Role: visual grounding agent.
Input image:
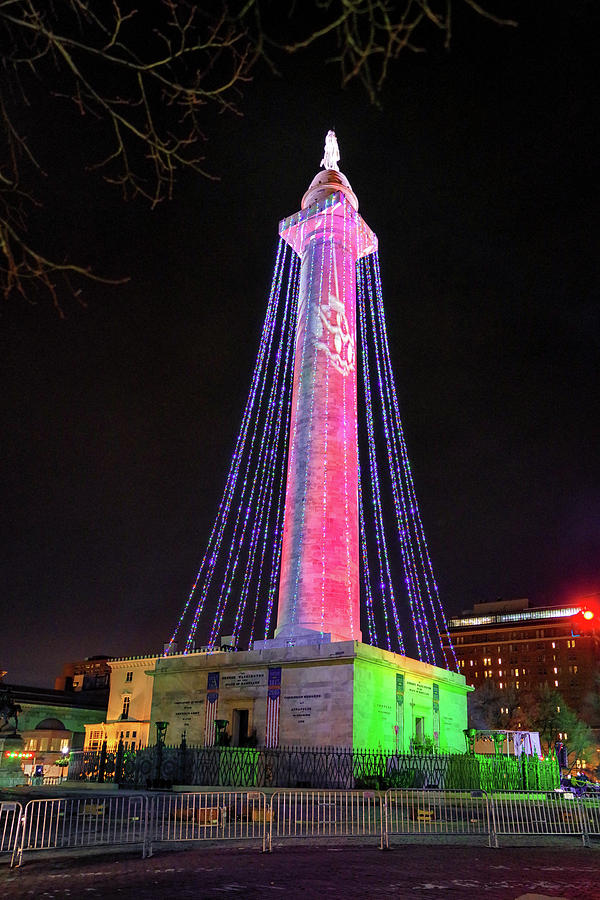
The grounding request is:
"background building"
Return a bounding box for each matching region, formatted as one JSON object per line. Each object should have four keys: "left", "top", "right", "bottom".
{"left": 442, "top": 597, "right": 600, "bottom": 741}
{"left": 3, "top": 681, "right": 108, "bottom": 779}
{"left": 54, "top": 655, "right": 111, "bottom": 705}
{"left": 84, "top": 655, "right": 158, "bottom": 752}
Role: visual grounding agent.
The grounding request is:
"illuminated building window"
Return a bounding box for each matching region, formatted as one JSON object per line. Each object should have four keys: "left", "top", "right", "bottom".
{"left": 515, "top": 668, "right": 519, "bottom": 676}
{"left": 125, "top": 671, "right": 133, "bottom": 683}
{"left": 553, "top": 667, "right": 558, "bottom": 674}
{"left": 498, "top": 658, "right": 502, "bottom": 665}
{"left": 499, "top": 682, "right": 503, "bottom": 689}
{"left": 470, "top": 660, "right": 474, "bottom": 666}
{"left": 516, "top": 681, "right": 520, "bottom": 689}
{"left": 554, "top": 680, "right": 559, "bottom": 687}
{"left": 121, "top": 696, "right": 130, "bottom": 719}
{"left": 552, "top": 642, "right": 556, "bottom": 649}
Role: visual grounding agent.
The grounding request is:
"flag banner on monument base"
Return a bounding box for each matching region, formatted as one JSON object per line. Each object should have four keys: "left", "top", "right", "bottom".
{"left": 265, "top": 667, "right": 282, "bottom": 748}
{"left": 204, "top": 672, "right": 220, "bottom": 747}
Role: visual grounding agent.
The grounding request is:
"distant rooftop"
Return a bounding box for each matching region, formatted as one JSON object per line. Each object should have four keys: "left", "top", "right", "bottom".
{"left": 4, "top": 683, "right": 108, "bottom": 710}
{"left": 447, "top": 600, "right": 582, "bottom": 630}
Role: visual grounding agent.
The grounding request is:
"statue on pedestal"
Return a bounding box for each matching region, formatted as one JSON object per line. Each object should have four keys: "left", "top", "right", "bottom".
{"left": 0, "top": 687, "right": 21, "bottom": 734}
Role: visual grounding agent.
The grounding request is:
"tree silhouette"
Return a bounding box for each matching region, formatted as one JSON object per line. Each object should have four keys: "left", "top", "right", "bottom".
{"left": 0, "top": 1, "right": 514, "bottom": 311}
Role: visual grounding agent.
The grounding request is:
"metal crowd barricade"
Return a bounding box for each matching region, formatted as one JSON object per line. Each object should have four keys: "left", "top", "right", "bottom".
{"left": 383, "top": 789, "right": 492, "bottom": 848}
{"left": 268, "top": 789, "right": 382, "bottom": 851}
{"left": 0, "top": 801, "right": 23, "bottom": 858}
{"left": 148, "top": 791, "right": 269, "bottom": 854}
{"left": 580, "top": 797, "right": 600, "bottom": 843}
{"left": 12, "top": 795, "right": 149, "bottom": 867}
{"left": 489, "top": 790, "right": 587, "bottom": 847}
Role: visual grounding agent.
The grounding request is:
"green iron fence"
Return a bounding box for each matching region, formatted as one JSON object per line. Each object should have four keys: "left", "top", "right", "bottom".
{"left": 68, "top": 743, "right": 559, "bottom": 792}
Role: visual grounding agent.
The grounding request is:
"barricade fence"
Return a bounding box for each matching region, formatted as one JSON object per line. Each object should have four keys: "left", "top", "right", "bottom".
{"left": 269, "top": 790, "right": 382, "bottom": 851}
{"left": 7, "top": 789, "right": 600, "bottom": 865}
{"left": 489, "top": 789, "right": 591, "bottom": 847}
{"left": 150, "top": 790, "right": 269, "bottom": 852}
{"left": 384, "top": 789, "right": 492, "bottom": 847}
{"left": 0, "top": 801, "right": 23, "bottom": 856}
{"left": 12, "top": 794, "right": 149, "bottom": 867}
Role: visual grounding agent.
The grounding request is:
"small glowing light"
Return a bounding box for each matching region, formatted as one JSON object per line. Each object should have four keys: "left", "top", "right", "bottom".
{"left": 582, "top": 609, "right": 594, "bottom": 621}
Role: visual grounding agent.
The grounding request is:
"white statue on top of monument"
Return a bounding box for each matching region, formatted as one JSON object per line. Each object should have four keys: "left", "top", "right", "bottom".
{"left": 320, "top": 130, "right": 340, "bottom": 172}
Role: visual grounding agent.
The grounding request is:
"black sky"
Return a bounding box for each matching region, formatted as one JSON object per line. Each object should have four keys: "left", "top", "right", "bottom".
{"left": 2, "top": 4, "right": 599, "bottom": 686}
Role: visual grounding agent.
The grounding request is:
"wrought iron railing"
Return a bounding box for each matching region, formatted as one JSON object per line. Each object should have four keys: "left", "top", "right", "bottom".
{"left": 68, "top": 743, "right": 559, "bottom": 792}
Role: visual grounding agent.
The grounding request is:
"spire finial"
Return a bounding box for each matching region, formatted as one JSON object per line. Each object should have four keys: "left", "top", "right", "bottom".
{"left": 320, "top": 130, "right": 340, "bottom": 172}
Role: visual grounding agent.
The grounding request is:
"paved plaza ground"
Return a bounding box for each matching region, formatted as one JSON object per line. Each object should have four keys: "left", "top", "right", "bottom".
{"left": 1, "top": 843, "right": 599, "bottom": 899}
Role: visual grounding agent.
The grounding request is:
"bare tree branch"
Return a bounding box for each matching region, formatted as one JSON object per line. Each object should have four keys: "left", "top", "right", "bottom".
{"left": 0, "top": 0, "right": 516, "bottom": 312}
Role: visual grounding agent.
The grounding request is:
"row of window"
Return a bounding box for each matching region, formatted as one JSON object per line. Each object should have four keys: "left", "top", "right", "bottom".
{"left": 459, "top": 660, "right": 578, "bottom": 676}
{"left": 450, "top": 613, "right": 581, "bottom": 637}
{"left": 87, "top": 728, "right": 138, "bottom": 751}
{"left": 456, "top": 638, "right": 578, "bottom": 654}
{"left": 26, "top": 738, "right": 69, "bottom": 752}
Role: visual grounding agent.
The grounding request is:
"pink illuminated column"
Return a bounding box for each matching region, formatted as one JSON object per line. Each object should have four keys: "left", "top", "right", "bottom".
{"left": 275, "top": 167, "right": 377, "bottom": 644}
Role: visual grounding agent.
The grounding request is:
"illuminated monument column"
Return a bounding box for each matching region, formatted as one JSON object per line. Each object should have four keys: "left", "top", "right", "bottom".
{"left": 274, "top": 134, "right": 377, "bottom": 645}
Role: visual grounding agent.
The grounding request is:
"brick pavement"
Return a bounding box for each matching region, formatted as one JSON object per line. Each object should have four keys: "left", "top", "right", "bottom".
{"left": 1, "top": 843, "right": 600, "bottom": 899}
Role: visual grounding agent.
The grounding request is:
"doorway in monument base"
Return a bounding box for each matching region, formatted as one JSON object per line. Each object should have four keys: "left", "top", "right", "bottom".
{"left": 415, "top": 716, "right": 425, "bottom": 745}
{"left": 232, "top": 708, "right": 250, "bottom": 747}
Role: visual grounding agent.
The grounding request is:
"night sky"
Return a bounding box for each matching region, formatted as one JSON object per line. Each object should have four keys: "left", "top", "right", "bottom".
{"left": 2, "top": 4, "right": 599, "bottom": 687}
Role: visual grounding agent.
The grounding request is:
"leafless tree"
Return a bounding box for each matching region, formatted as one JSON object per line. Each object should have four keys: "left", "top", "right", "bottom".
{"left": 0, "top": 1, "right": 515, "bottom": 312}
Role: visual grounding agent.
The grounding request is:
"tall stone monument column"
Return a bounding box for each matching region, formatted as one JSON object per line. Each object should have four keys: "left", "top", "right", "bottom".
{"left": 274, "top": 133, "right": 377, "bottom": 645}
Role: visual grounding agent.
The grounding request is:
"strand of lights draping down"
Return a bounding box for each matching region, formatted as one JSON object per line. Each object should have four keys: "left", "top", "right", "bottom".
{"left": 230, "top": 252, "right": 298, "bottom": 647}
{"left": 369, "top": 251, "right": 448, "bottom": 666}
{"left": 288, "top": 204, "right": 332, "bottom": 630}
{"left": 166, "top": 237, "right": 287, "bottom": 655}
{"left": 200, "top": 245, "right": 293, "bottom": 650}
{"left": 371, "top": 252, "right": 458, "bottom": 670}
{"left": 261, "top": 302, "right": 296, "bottom": 642}
{"left": 231, "top": 252, "right": 299, "bottom": 648}
{"left": 185, "top": 241, "right": 290, "bottom": 652}
{"left": 363, "top": 255, "right": 433, "bottom": 662}
{"left": 342, "top": 202, "right": 355, "bottom": 638}
{"left": 207, "top": 246, "right": 298, "bottom": 650}
{"left": 372, "top": 254, "right": 457, "bottom": 670}
{"left": 247, "top": 259, "right": 299, "bottom": 646}
{"left": 356, "top": 257, "right": 403, "bottom": 652}
{"left": 356, "top": 257, "right": 395, "bottom": 650}
{"left": 362, "top": 253, "right": 431, "bottom": 660}
{"left": 178, "top": 238, "right": 287, "bottom": 652}
{"left": 252, "top": 268, "right": 299, "bottom": 645}
{"left": 320, "top": 218, "right": 333, "bottom": 639}
{"left": 358, "top": 458, "right": 378, "bottom": 644}
{"left": 261, "top": 266, "right": 300, "bottom": 642}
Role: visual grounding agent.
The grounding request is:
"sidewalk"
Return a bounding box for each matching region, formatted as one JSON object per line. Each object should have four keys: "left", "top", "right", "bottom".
{"left": 2, "top": 843, "right": 599, "bottom": 899}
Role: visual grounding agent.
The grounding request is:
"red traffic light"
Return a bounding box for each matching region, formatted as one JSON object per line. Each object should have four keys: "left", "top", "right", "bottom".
{"left": 571, "top": 605, "right": 598, "bottom": 635}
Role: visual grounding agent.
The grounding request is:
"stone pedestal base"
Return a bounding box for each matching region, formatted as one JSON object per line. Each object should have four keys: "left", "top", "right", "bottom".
{"left": 0, "top": 733, "right": 27, "bottom": 787}
{"left": 150, "top": 642, "right": 470, "bottom": 753}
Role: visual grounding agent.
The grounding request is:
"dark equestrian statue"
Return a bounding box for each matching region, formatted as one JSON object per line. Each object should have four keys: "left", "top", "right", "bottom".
{"left": 0, "top": 688, "right": 22, "bottom": 734}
